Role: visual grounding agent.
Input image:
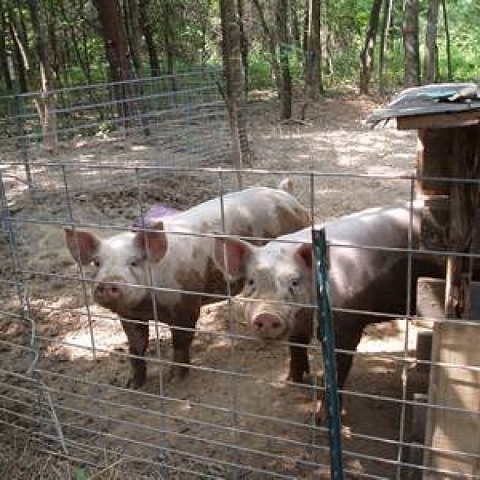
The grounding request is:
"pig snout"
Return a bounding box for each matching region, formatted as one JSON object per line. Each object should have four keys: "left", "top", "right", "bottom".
{"left": 93, "top": 278, "right": 125, "bottom": 304}
{"left": 251, "top": 312, "right": 287, "bottom": 339}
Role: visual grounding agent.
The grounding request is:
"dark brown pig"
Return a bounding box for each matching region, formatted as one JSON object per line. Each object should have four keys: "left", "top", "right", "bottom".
{"left": 65, "top": 181, "right": 309, "bottom": 388}
{"left": 213, "top": 203, "right": 443, "bottom": 415}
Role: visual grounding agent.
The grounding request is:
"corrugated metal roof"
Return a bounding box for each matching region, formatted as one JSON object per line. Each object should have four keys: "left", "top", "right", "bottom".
{"left": 366, "top": 83, "right": 480, "bottom": 126}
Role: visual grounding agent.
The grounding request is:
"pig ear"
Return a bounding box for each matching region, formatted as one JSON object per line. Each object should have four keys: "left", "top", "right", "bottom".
{"left": 134, "top": 223, "right": 168, "bottom": 263}
{"left": 295, "top": 243, "right": 313, "bottom": 270}
{"left": 213, "top": 236, "right": 253, "bottom": 280}
{"left": 65, "top": 229, "right": 101, "bottom": 265}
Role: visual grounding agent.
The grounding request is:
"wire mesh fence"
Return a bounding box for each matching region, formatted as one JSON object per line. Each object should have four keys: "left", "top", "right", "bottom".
{"left": 0, "top": 69, "right": 229, "bottom": 176}
{"left": 1, "top": 76, "right": 479, "bottom": 479}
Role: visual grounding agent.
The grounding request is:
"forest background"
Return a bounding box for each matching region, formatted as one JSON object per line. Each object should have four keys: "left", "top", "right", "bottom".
{"left": 1, "top": 0, "right": 478, "bottom": 114}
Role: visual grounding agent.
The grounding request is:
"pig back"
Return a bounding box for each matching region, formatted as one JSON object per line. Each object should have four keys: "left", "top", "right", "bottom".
{"left": 266, "top": 204, "right": 424, "bottom": 310}
{"left": 324, "top": 204, "right": 440, "bottom": 315}
{"left": 166, "top": 186, "right": 309, "bottom": 240}
{"left": 148, "top": 187, "right": 309, "bottom": 305}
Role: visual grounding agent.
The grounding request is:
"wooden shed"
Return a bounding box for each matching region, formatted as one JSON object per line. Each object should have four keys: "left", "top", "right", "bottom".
{"left": 367, "top": 83, "right": 480, "bottom": 479}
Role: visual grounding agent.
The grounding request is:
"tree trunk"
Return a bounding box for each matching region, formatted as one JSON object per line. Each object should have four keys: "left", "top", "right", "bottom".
{"left": 304, "top": 0, "right": 323, "bottom": 101}
{"left": 303, "top": 0, "right": 309, "bottom": 58}
{"left": 423, "top": 0, "right": 440, "bottom": 84}
{"left": 220, "top": 0, "right": 250, "bottom": 181}
{"left": 8, "top": 5, "right": 29, "bottom": 93}
{"left": 47, "top": 2, "right": 63, "bottom": 89}
{"left": 276, "top": 0, "right": 292, "bottom": 119}
{"left": 237, "top": 0, "right": 249, "bottom": 96}
{"left": 93, "top": 0, "right": 135, "bottom": 125}
{"left": 139, "top": 0, "right": 160, "bottom": 77}
{"left": 442, "top": 0, "right": 452, "bottom": 81}
{"left": 359, "top": 0, "right": 383, "bottom": 94}
{"left": 0, "top": 5, "right": 13, "bottom": 91}
{"left": 290, "top": 0, "right": 302, "bottom": 64}
{"left": 125, "top": 0, "right": 150, "bottom": 134}
{"left": 290, "top": 1, "right": 301, "bottom": 48}
{"left": 126, "top": 0, "right": 144, "bottom": 78}
{"left": 27, "top": 0, "right": 57, "bottom": 153}
{"left": 402, "top": 0, "right": 420, "bottom": 87}
{"left": 378, "top": 0, "right": 393, "bottom": 94}
{"left": 162, "top": 0, "right": 176, "bottom": 78}
{"left": 323, "top": 1, "right": 334, "bottom": 78}
{"left": 199, "top": 0, "right": 211, "bottom": 65}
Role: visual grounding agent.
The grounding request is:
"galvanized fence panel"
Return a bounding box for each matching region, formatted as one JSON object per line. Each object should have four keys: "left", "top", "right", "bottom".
{"left": 1, "top": 77, "right": 479, "bottom": 479}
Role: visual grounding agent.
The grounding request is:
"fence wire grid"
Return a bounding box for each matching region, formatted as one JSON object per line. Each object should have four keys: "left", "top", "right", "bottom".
{"left": 1, "top": 72, "right": 479, "bottom": 480}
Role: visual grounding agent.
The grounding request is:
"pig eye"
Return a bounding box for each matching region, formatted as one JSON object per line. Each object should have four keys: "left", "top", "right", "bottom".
{"left": 92, "top": 258, "right": 100, "bottom": 268}
{"left": 129, "top": 258, "right": 141, "bottom": 268}
{"left": 246, "top": 278, "right": 256, "bottom": 288}
{"left": 289, "top": 277, "right": 302, "bottom": 292}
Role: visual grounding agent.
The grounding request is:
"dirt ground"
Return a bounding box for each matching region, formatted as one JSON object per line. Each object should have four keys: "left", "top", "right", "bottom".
{"left": 0, "top": 93, "right": 430, "bottom": 479}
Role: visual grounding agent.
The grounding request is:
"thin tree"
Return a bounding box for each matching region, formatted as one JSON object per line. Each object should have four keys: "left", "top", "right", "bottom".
{"left": 442, "top": 0, "right": 452, "bottom": 81}
{"left": 290, "top": 0, "right": 302, "bottom": 55}
{"left": 237, "top": 0, "right": 249, "bottom": 96}
{"left": 423, "top": 0, "right": 440, "bottom": 84}
{"left": 139, "top": 0, "right": 160, "bottom": 77}
{"left": 304, "top": 0, "right": 323, "bottom": 102}
{"left": 162, "top": 0, "right": 176, "bottom": 78}
{"left": 0, "top": 3, "right": 13, "bottom": 92}
{"left": 402, "top": 0, "right": 420, "bottom": 87}
{"left": 359, "top": 0, "right": 383, "bottom": 94}
{"left": 7, "top": 4, "right": 30, "bottom": 93}
{"left": 27, "top": 0, "right": 57, "bottom": 153}
{"left": 378, "top": 0, "right": 393, "bottom": 94}
{"left": 220, "top": 0, "right": 250, "bottom": 179}
{"left": 125, "top": 0, "right": 144, "bottom": 79}
{"left": 93, "top": 0, "right": 136, "bottom": 125}
{"left": 276, "top": 0, "right": 292, "bottom": 119}
{"left": 322, "top": 1, "right": 334, "bottom": 76}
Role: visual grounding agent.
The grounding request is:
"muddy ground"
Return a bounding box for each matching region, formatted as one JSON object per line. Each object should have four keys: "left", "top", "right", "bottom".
{"left": 0, "top": 93, "right": 430, "bottom": 479}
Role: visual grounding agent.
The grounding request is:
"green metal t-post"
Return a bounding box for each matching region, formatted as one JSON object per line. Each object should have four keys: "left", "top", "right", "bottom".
{"left": 312, "top": 227, "right": 344, "bottom": 480}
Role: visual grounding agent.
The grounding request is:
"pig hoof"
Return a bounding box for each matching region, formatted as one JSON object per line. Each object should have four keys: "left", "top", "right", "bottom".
{"left": 302, "top": 373, "right": 318, "bottom": 385}
{"left": 126, "top": 376, "right": 146, "bottom": 389}
{"left": 166, "top": 365, "right": 190, "bottom": 383}
{"left": 315, "top": 403, "right": 348, "bottom": 425}
{"left": 286, "top": 372, "right": 308, "bottom": 384}
{"left": 315, "top": 404, "right": 327, "bottom": 425}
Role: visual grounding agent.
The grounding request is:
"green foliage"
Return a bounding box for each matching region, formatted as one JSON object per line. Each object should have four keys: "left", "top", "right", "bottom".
{"left": 1, "top": 0, "right": 479, "bottom": 97}
{"left": 436, "top": 0, "right": 480, "bottom": 81}
{"left": 248, "top": 52, "right": 276, "bottom": 90}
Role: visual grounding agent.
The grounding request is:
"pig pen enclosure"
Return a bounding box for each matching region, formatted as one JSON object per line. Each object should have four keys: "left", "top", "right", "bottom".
{"left": 1, "top": 71, "right": 479, "bottom": 479}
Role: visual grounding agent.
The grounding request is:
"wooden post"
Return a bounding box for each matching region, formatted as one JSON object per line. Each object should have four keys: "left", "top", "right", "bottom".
{"left": 419, "top": 125, "right": 480, "bottom": 478}
{"left": 368, "top": 89, "right": 480, "bottom": 477}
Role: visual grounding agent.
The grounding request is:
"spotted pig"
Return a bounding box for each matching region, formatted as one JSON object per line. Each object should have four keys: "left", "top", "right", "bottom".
{"left": 65, "top": 181, "right": 309, "bottom": 388}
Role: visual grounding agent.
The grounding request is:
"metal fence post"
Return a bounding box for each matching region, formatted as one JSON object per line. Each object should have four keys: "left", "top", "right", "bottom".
{"left": 312, "top": 227, "right": 344, "bottom": 480}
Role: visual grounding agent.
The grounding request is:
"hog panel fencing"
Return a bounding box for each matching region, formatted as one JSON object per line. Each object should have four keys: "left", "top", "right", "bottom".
{"left": 0, "top": 70, "right": 230, "bottom": 179}
{"left": 2, "top": 160, "right": 479, "bottom": 479}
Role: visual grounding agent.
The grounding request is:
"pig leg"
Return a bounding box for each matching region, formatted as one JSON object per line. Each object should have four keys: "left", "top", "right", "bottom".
{"left": 288, "top": 336, "right": 310, "bottom": 383}
{"left": 316, "top": 315, "right": 365, "bottom": 424}
{"left": 167, "top": 297, "right": 200, "bottom": 380}
{"left": 335, "top": 323, "right": 365, "bottom": 394}
{"left": 287, "top": 309, "right": 314, "bottom": 383}
{"left": 120, "top": 318, "right": 149, "bottom": 389}
{"left": 170, "top": 326, "right": 195, "bottom": 379}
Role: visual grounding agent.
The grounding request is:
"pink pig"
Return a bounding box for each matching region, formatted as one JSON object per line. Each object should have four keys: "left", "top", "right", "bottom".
{"left": 213, "top": 204, "right": 443, "bottom": 418}
{"left": 65, "top": 180, "right": 309, "bottom": 388}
